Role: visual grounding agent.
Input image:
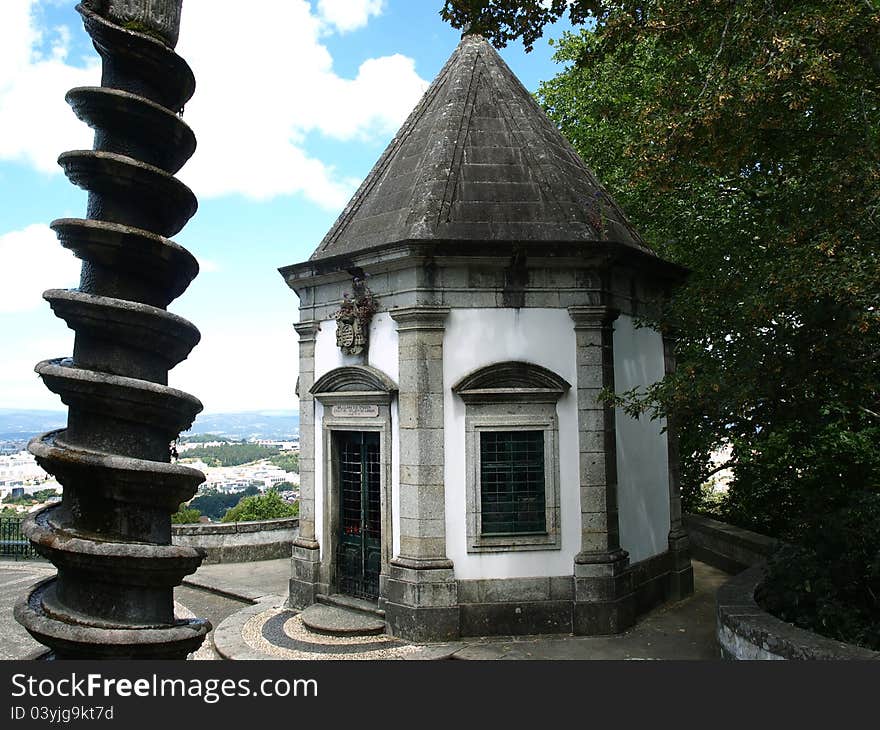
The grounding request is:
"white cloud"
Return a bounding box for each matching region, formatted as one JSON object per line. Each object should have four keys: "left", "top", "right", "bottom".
{"left": 0, "top": 1, "right": 99, "bottom": 173}
{"left": 317, "top": 0, "right": 385, "bottom": 33}
{"left": 196, "top": 256, "right": 220, "bottom": 274}
{"left": 176, "top": 0, "right": 427, "bottom": 208}
{"left": 0, "top": 333, "right": 75, "bottom": 410}
{"left": 0, "top": 1, "right": 427, "bottom": 209}
{"left": 170, "top": 318, "right": 298, "bottom": 412}
{"left": 0, "top": 224, "right": 80, "bottom": 313}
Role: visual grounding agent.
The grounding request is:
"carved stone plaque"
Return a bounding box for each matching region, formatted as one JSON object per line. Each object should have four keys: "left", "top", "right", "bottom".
{"left": 331, "top": 404, "right": 379, "bottom": 418}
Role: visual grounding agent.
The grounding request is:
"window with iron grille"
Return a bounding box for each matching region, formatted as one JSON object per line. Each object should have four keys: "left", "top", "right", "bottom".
{"left": 453, "top": 361, "right": 570, "bottom": 553}
{"left": 480, "top": 430, "right": 546, "bottom": 535}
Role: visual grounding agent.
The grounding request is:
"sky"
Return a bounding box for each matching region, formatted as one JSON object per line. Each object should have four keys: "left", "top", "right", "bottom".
{"left": 0, "top": 0, "right": 574, "bottom": 414}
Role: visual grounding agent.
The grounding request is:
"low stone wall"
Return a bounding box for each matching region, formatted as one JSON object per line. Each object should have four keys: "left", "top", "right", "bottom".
{"left": 172, "top": 518, "right": 298, "bottom": 564}
{"left": 683, "top": 513, "right": 777, "bottom": 573}
{"left": 685, "top": 513, "right": 879, "bottom": 659}
{"left": 716, "top": 564, "right": 880, "bottom": 660}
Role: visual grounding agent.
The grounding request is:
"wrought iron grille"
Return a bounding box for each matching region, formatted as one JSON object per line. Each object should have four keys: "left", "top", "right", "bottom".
{"left": 480, "top": 430, "right": 546, "bottom": 534}
{"left": 335, "top": 432, "right": 381, "bottom": 600}
{"left": 0, "top": 515, "right": 38, "bottom": 559}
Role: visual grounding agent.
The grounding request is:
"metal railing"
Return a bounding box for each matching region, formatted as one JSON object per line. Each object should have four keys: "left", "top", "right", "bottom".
{"left": 0, "top": 516, "right": 38, "bottom": 559}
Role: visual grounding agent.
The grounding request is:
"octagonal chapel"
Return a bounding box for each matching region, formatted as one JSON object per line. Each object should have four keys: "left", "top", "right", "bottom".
{"left": 279, "top": 33, "right": 693, "bottom": 641}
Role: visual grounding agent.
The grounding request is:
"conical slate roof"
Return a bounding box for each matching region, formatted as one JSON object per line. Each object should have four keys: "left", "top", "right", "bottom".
{"left": 310, "top": 33, "right": 656, "bottom": 262}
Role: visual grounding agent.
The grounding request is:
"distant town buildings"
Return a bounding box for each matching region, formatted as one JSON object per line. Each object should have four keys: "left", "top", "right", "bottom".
{"left": 1, "top": 440, "right": 300, "bottom": 513}
{"left": 0, "top": 451, "right": 61, "bottom": 503}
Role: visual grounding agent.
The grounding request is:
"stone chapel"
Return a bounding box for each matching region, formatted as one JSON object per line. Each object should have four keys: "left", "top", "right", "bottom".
{"left": 279, "top": 32, "right": 693, "bottom": 641}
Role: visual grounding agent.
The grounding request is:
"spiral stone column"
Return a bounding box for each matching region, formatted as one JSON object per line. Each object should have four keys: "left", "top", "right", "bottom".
{"left": 14, "top": 0, "right": 210, "bottom": 659}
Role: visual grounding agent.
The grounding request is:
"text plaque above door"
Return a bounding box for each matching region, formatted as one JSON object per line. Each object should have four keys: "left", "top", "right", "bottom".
{"left": 331, "top": 404, "right": 379, "bottom": 418}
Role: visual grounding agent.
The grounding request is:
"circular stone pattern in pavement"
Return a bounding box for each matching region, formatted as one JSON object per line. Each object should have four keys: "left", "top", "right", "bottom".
{"left": 241, "top": 608, "right": 434, "bottom": 660}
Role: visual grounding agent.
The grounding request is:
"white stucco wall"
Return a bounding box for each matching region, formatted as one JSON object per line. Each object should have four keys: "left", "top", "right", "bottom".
{"left": 312, "top": 313, "right": 400, "bottom": 555}
{"left": 443, "top": 309, "right": 580, "bottom": 580}
{"left": 612, "top": 314, "right": 671, "bottom": 564}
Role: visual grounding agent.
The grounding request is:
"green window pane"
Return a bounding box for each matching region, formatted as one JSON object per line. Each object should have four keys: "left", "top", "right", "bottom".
{"left": 480, "top": 431, "right": 546, "bottom": 534}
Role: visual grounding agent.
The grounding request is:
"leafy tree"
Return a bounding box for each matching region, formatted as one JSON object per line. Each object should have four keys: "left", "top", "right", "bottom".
{"left": 442, "top": 1, "right": 880, "bottom": 648}
{"left": 220, "top": 490, "right": 299, "bottom": 523}
{"left": 269, "top": 452, "right": 299, "bottom": 473}
{"left": 441, "top": 0, "right": 593, "bottom": 51}
{"left": 179, "top": 443, "right": 280, "bottom": 467}
{"left": 179, "top": 433, "right": 231, "bottom": 444}
{"left": 2, "top": 488, "right": 59, "bottom": 506}
{"left": 190, "top": 486, "right": 260, "bottom": 520}
{"left": 171, "top": 504, "right": 202, "bottom": 524}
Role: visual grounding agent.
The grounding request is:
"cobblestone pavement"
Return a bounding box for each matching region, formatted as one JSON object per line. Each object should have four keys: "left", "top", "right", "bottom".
{"left": 174, "top": 585, "right": 250, "bottom": 660}
{"left": 2, "top": 558, "right": 728, "bottom": 661}
{"left": 217, "top": 560, "right": 728, "bottom": 661}
{"left": 0, "top": 560, "right": 54, "bottom": 660}
{"left": 450, "top": 561, "right": 727, "bottom": 660}
{"left": 0, "top": 560, "right": 253, "bottom": 661}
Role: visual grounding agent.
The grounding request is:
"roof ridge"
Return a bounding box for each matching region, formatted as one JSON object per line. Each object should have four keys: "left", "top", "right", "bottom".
{"left": 432, "top": 39, "right": 483, "bottom": 230}
{"left": 306, "top": 33, "right": 656, "bottom": 262}
{"left": 312, "top": 40, "right": 463, "bottom": 258}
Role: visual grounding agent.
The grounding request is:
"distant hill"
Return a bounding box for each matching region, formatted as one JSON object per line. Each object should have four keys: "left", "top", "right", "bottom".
{"left": 0, "top": 409, "right": 66, "bottom": 440}
{"left": 184, "top": 411, "right": 299, "bottom": 441}
{"left": 0, "top": 409, "right": 299, "bottom": 442}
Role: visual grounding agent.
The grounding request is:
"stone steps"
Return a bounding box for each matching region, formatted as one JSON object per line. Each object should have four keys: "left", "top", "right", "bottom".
{"left": 316, "top": 593, "right": 385, "bottom": 619}
{"left": 300, "top": 603, "right": 386, "bottom": 637}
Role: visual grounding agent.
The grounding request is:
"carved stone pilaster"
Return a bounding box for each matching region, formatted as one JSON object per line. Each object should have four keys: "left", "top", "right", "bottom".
{"left": 568, "top": 305, "right": 635, "bottom": 635}
{"left": 384, "top": 306, "right": 459, "bottom": 641}
{"left": 287, "top": 320, "right": 320, "bottom": 609}
{"left": 662, "top": 330, "right": 694, "bottom": 600}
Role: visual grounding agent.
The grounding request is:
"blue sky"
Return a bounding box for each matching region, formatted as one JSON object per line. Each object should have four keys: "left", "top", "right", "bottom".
{"left": 0, "top": 0, "right": 573, "bottom": 413}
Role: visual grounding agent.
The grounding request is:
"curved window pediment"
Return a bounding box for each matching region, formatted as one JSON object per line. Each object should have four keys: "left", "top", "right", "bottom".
{"left": 310, "top": 365, "right": 398, "bottom": 396}
{"left": 452, "top": 361, "right": 570, "bottom": 405}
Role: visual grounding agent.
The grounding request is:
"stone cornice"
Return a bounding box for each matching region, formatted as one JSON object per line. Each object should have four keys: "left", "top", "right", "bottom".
{"left": 389, "top": 305, "right": 451, "bottom": 331}
{"left": 293, "top": 320, "right": 320, "bottom": 341}
{"left": 568, "top": 305, "right": 620, "bottom": 328}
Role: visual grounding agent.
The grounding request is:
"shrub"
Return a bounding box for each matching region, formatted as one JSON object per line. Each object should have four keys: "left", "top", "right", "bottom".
{"left": 220, "top": 490, "right": 298, "bottom": 523}
{"left": 758, "top": 491, "right": 880, "bottom": 650}
{"left": 190, "top": 486, "right": 259, "bottom": 520}
{"left": 171, "top": 505, "right": 202, "bottom": 524}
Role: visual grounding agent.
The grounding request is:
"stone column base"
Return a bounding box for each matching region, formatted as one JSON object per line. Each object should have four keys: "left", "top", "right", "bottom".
{"left": 572, "top": 552, "right": 636, "bottom": 635}
{"left": 667, "top": 530, "right": 694, "bottom": 601}
{"left": 286, "top": 539, "right": 321, "bottom": 610}
{"left": 383, "top": 558, "right": 460, "bottom": 642}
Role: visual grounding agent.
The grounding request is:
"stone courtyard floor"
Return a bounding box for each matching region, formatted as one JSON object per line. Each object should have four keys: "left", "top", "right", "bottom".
{"left": 0, "top": 558, "right": 728, "bottom": 660}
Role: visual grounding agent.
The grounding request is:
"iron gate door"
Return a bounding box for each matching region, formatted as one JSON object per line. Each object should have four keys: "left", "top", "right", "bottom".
{"left": 335, "top": 431, "right": 381, "bottom": 600}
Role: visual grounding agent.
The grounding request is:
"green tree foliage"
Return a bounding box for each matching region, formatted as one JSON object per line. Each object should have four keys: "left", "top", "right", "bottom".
{"left": 180, "top": 443, "right": 280, "bottom": 467}
{"left": 190, "top": 486, "right": 260, "bottom": 520}
{"left": 2, "top": 488, "right": 59, "bottom": 506}
{"left": 441, "top": 0, "right": 593, "bottom": 51}
{"left": 220, "top": 490, "right": 299, "bottom": 523}
{"left": 171, "top": 504, "right": 202, "bottom": 524}
{"left": 269, "top": 452, "right": 299, "bottom": 473}
{"left": 179, "top": 433, "right": 231, "bottom": 444}
{"left": 443, "top": 1, "right": 880, "bottom": 648}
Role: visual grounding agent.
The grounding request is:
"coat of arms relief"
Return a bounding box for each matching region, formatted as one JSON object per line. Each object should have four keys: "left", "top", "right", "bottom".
{"left": 333, "top": 275, "right": 377, "bottom": 356}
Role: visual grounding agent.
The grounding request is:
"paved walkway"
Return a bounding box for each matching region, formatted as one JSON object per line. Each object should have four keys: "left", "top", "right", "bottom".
{"left": 0, "top": 560, "right": 55, "bottom": 660}
{"left": 196, "top": 558, "right": 727, "bottom": 660}
{"left": 0, "top": 558, "right": 727, "bottom": 660}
